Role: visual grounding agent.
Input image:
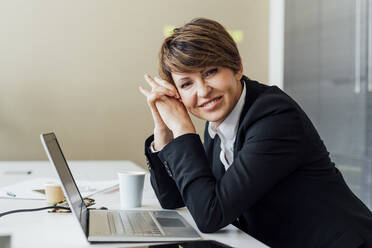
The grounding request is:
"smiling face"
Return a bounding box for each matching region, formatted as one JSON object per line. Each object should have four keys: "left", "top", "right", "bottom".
{"left": 172, "top": 66, "right": 243, "bottom": 125}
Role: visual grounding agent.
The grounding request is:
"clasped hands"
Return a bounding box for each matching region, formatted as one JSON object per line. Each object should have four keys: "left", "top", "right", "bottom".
{"left": 139, "top": 74, "right": 196, "bottom": 151}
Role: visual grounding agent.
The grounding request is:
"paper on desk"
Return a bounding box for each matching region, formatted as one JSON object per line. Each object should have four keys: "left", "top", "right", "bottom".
{"left": 0, "top": 177, "right": 118, "bottom": 200}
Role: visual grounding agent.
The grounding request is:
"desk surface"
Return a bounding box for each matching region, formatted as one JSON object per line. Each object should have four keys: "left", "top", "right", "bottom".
{"left": 0, "top": 161, "right": 268, "bottom": 248}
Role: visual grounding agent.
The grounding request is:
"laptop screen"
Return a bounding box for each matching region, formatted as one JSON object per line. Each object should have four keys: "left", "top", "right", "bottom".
{"left": 41, "top": 133, "right": 88, "bottom": 236}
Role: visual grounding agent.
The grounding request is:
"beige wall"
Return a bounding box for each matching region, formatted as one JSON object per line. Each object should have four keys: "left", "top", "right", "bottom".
{"left": 0, "top": 0, "right": 269, "bottom": 168}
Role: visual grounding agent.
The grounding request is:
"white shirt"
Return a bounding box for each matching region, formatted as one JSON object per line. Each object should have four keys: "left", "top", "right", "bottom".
{"left": 208, "top": 83, "right": 246, "bottom": 171}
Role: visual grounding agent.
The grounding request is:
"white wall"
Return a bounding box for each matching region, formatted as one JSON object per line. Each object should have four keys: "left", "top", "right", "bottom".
{"left": 0, "top": 0, "right": 270, "bottom": 167}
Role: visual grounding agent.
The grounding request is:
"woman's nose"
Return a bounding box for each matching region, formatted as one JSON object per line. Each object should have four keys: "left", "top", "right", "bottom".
{"left": 197, "top": 82, "right": 212, "bottom": 97}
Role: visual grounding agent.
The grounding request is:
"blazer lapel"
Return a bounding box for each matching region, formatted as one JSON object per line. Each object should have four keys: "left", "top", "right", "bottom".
{"left": 212, "top": 134, "right": 226, "bottom": 180}
{"left": 204, "top": 125, "right": 226, "bottom": 180}
{"left": 234, "top": 77, "right": 270, "bottom": 156}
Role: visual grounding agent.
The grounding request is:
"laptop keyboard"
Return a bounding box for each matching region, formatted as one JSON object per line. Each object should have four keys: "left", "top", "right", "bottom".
{"left": 108, "top": 211, "right": 163, "bottom": 236}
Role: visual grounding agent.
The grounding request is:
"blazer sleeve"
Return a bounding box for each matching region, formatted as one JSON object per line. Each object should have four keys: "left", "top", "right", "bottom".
{"left": 157, "top": 95, "right": 305, "bottom": 233}
{"left": 144, "top": 135, "right": 185, "bottom": 209}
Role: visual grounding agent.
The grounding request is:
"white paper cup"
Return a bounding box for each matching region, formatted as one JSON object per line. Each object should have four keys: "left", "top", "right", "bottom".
{"left": 118, "top": 171, "right": 146, "bottom": 209}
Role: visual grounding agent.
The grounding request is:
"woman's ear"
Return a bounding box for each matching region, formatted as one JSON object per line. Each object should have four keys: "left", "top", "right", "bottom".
{"left": 235, "top": 65, "right": 243, "bottom": 81}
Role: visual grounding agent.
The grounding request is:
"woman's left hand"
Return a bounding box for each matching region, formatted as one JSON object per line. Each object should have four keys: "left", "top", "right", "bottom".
{"left": 155, "top": 95, "right": 196, "bottom": 138}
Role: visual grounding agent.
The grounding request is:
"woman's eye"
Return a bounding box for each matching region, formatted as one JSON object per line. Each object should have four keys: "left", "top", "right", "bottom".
{"left": 205, "top": 68, "right": 218, "bottom": 77}
{"left": 181, "top": 81, "right": 192, "bottom": 89}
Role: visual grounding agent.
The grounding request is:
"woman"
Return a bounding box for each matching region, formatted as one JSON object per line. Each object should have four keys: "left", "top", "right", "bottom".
{"left": 139, "top": 18, "right": 372, "bottom": 248}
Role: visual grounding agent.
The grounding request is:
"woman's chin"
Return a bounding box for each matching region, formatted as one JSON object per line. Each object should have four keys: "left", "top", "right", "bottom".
{"left": 197, "top": 112, "right": 226, "bottom": 123}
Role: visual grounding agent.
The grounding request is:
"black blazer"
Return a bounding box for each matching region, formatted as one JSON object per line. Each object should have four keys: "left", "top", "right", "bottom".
{"left": 144, "top": 77, "right": 372, "bottom": 248}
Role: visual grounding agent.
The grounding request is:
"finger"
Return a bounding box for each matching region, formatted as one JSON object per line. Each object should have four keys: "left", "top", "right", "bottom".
{"left": 144, "top": 74, "right": 159, "bottom": 89}
{"left": 140, "top": 86, "right": 171, "bottom": 104}
{"left": 148, "top": 91, "right": 167, "bottom": 104}
{"left": 142, "top": 90, "right": 164, "bottom": 121}
{"left": 140, "top": 85, "right": 169, "bottom": 129}
{"left": 154, "top": 76, "right": 179, "bottom": 97}
{"left": 145, "top": 74, "right": 178, "bottom": 98}
{"left": 147, "top": 98, "right": 168, "bottom": 127}
{"left": 154, "top": 76, "right": 181, "bottom": 99}
{"left": 151, "top": 86, "right": 176, "bottom": 98}
{"left": 139, "top": 86, "right": 151, "bottom": 97}
{"left": 149, "top": 105, "right": 164, "bottom": 124}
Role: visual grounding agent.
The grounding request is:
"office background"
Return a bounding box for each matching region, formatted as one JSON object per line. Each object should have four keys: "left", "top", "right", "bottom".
{"left": 0, "top": 0, "right": 269, "bottom": 167}
{"left": 284, "top": 0, "right": 372, "bottom": 208}
{"left": 1, "top": 0, "right": 371, "bottom": 209}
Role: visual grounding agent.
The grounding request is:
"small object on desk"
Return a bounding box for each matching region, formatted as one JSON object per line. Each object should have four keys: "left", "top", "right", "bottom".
{"left": 0, "top": 233, "right": 11, "bottom": 248}
{"left": 44, "top": 183, "right": 65, "bottom": 205}
{"left": 103, "top": 186, "right": 119, "bottom": 194}
{"left": 6, "top": 192, "right": 16, "bottom": 198}
{"left": 48, "top": 197, "right": 95, "bottom": 213}
{"left": 33, "top": 189, "right": 45, "bottom": 195}
{"left": 4, "top": 170, "right": 32, "bottom": 175}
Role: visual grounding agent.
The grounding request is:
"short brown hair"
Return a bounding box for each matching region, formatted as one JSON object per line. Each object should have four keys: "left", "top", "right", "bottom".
{"left": 158, "top": 18, "right": 242, "bottom": 84}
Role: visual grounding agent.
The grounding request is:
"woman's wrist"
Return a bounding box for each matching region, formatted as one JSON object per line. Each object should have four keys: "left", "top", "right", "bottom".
{"left": 172, "top": 125, "right": 196, "bottom": 138}
{"left": 153, "top": 127, "right": 174, "bottom": 150}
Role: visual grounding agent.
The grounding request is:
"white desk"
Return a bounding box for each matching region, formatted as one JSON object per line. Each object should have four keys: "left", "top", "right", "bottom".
{"left": 0, "top": 161, "right": 268, "bottom": 248}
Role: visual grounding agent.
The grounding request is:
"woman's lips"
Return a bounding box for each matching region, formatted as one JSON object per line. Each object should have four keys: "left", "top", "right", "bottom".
{"left": 200, "top": 96, "right": 223, "bottom": 110}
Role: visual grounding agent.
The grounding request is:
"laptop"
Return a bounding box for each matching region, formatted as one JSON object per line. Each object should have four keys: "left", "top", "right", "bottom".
{"left": 40, "top": 132, "right": 201, "bottom": 243}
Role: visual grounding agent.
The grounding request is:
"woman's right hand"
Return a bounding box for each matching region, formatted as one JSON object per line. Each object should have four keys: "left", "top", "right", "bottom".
{"left": 139, "top": 74, "right": 180, "bottom": 151}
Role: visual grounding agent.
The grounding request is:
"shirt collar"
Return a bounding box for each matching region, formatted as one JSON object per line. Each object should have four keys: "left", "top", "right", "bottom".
{"left": 208, "top": 82, "right": 246, "bottom": 139}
